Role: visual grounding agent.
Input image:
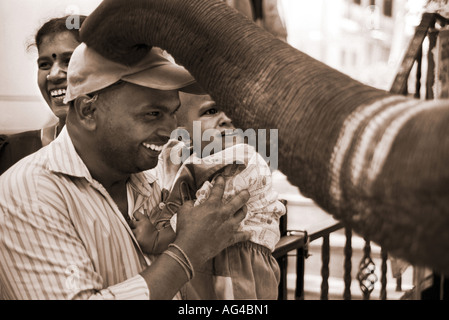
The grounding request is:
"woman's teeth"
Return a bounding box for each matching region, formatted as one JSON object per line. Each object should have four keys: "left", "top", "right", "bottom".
{"left": 142, "top": 143, "right": 164, "bottom": 152}
{"left": 50, "top": 89, "right": 67, "bottom": 98}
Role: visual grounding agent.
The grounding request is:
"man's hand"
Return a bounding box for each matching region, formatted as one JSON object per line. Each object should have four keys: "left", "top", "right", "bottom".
{"left": 174, "top": 175, "right": 251, "bottom": 269}
{"left": 139, "top": 176, "right": 251, "bottom": 299}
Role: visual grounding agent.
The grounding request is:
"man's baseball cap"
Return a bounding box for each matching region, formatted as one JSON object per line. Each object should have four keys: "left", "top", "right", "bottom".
{"left": 64, "top": 43, "right": 199, "bottom": 103}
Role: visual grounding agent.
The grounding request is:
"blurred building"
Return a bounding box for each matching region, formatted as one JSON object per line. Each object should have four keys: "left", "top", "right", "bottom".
{"left": 279, "top": 0, "right": 427, "bottom": 90}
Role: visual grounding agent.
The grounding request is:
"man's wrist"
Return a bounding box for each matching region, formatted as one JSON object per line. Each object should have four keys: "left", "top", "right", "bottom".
{"left": 171, "top": 239, "right": 205, "bottom": 271}
{"left": 163, "top": 243, "right": 194, "bottom": 280}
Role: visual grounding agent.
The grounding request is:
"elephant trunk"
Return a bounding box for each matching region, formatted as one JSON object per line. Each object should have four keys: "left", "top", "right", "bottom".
{"left": 81, "top": 0, "right": 449, "bottom": 273}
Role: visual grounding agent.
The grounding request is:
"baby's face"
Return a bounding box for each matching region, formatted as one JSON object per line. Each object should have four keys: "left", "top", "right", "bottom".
{"left": 179, "top": 92, "right": 241, "bottom": 154}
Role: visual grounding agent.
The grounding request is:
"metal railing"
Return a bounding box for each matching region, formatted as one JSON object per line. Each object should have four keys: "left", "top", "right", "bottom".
{"left": 275, "top": 197, "right": 391, "bottom": 300}
{"left": 284, "top": 226, "right": 391, "bottom": 300}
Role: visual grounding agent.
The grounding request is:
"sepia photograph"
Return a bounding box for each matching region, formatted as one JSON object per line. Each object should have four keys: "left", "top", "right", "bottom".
{"left": 0, "top": 0, "right": 449, "bottom": 310}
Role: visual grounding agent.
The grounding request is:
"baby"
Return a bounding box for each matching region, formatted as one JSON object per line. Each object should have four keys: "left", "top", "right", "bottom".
{"left": 132, "top": 92, "right": 286, "bottom": 299}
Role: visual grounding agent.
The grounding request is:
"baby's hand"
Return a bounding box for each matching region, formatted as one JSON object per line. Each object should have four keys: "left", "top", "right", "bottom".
{"left": 129, "top": 211, "right": 159, "bottom": 254}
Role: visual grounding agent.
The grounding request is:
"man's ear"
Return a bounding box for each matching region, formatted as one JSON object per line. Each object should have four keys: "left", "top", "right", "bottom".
{"left": 73, "top": 95, "right": 98, "bottom": 131}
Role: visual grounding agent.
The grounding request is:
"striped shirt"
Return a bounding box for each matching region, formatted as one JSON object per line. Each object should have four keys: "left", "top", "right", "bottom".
{"left": 0, "top": 127, "right": 163, "bottom": 299}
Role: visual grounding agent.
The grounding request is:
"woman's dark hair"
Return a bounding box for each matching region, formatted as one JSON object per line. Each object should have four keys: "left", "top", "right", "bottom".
{"left": 34, "top": 15, "right": 87, "bottom": 50}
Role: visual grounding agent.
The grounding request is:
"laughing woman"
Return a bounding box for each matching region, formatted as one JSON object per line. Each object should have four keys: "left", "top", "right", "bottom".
{"left": 0, "top": 15, "right": 86, "bottom": 175}
{"left": 34, "top": 15, "right": 86, "bottom": 145}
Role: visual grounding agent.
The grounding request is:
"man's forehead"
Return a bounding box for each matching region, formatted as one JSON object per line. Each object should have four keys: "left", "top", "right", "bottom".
{"left": 98, "top": 82, "right": 180, "bottom": 110}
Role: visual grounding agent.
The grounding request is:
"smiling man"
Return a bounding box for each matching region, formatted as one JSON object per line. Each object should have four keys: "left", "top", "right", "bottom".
{"left": 0, "top": 43, "right": 250, "bottom": 300}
